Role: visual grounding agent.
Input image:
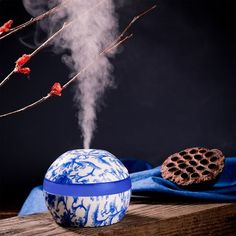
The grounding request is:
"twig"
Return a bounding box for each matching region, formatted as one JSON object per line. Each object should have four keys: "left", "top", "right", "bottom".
{"left": 0, "top": 71, "right": 15, "bottom": 88}
{"left": 0, "top": 0, "right": 71, "bottom": 40}
{"left": 0, "top": 95, "right": 51, "bottom": 118}
{"left": 111, "top": 4, "right": 156, "bottom": 48}
{"left": 29, "top": 22, "right": 67, "bottom": 58}
{"left": 0, "top": 35, "right": 132, "bottom": 118}
{"left": 0, "top": 23, "right": 67, "bottom": 88}
{"left": 62, "top": 34, "right": 133, "bottom": 90}
{"left": 0, "top": 0, "right": 105, "bottom": 88}
{"left": 0, "top": 5, "right": 156, "bottom": 118}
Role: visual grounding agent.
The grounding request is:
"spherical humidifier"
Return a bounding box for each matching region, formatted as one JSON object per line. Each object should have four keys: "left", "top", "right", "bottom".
{"left": 43, "top": 149, "right": 131, "bottom": 227}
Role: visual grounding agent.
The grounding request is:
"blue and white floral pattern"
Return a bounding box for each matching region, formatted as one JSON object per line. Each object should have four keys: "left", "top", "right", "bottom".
{"left": 45, "top": 149, "right": 129, "bottom": 184}
{"left": 44, "top": 149, "right": 131, "bottom": 227}
{"left": 44, "top": 190, "right": 131, "bottom": 227}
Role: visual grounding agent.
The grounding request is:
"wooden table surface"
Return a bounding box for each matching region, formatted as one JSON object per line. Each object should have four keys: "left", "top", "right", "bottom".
{"left": 0, "top": 200, "right": 236, "bottom": 236}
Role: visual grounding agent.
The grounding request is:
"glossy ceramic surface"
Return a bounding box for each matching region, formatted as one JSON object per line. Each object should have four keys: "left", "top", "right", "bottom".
{"left": 43, "top": 149, "right": 131, "bottom": 227}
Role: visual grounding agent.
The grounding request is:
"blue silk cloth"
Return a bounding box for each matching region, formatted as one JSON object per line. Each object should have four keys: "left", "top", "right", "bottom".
{"left": 18, "top": 157, "right": 236, "bottom": 216}
{"left": 131, "top": 157, "right": 236, "bottom": 201}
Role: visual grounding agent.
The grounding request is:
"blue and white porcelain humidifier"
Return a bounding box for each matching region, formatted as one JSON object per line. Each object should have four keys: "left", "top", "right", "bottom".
{"left": 43, "top": 149, "right": 131, "bottom": 227}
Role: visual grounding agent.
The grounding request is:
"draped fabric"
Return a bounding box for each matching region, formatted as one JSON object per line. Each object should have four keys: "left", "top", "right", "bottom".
{"left": 130, "top": 157, "right": 236, "bottom": 201}
{"left": 19, "top": 157, "right": 236, "bottom": 216}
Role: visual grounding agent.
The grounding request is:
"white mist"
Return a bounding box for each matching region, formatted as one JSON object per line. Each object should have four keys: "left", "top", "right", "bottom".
{"left": 23, "top": 0, "right": 119, "bottom": 148}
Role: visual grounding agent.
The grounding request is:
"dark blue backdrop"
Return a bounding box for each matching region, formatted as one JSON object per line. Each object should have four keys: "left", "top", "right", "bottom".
{"left": 0, "top": 0, "right": 235, "bottom": 210}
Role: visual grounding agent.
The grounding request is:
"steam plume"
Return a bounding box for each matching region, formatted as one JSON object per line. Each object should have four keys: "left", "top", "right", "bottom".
{"left": 23, "top": 0, "right": 119, "bottom": 148}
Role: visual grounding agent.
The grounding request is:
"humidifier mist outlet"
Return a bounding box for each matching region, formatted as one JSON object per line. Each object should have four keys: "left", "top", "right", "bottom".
{"left": 43, "top": 149, "right": 131, "bottom": 227}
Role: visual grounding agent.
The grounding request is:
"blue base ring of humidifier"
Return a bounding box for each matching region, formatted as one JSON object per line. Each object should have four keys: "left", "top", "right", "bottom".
{"left": 43, "top": 177, "right": 131, "bottom": 196}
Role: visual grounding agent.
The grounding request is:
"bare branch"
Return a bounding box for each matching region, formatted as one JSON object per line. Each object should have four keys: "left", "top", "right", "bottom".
{"left": 0, "top": 95, "right": 51, "bottom": 118}
{"left": 0, "top": 0, "right": 70, "bottom": 40}
{"left": 110, "top": 5, "right": 157, "bottom": 49}
{"left": 0, "top": 0, "right": 105, "bottom": 88}
{"left": 0, "top": 71, "right": 15, "bottom": 88}
{"left": 62, "top": 34, "right": 133, "bottom": 90}
{"left": 0, "top": 5, "right": 156, "bottom": 118}
{"left": 0, "top": 34, "right": 133, "bottom": 118}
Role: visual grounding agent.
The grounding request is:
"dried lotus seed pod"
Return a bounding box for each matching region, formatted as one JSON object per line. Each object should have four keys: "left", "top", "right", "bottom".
{"left": 161, "top": 147, "right": 225, "bottom": 186}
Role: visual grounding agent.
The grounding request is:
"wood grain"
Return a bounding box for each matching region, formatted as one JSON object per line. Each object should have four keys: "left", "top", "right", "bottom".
{"left": 0, "top": 202, "right": 235, "bottom": 236}
{"left": 0, "top": 211, "right": 17, "bottom": 220}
